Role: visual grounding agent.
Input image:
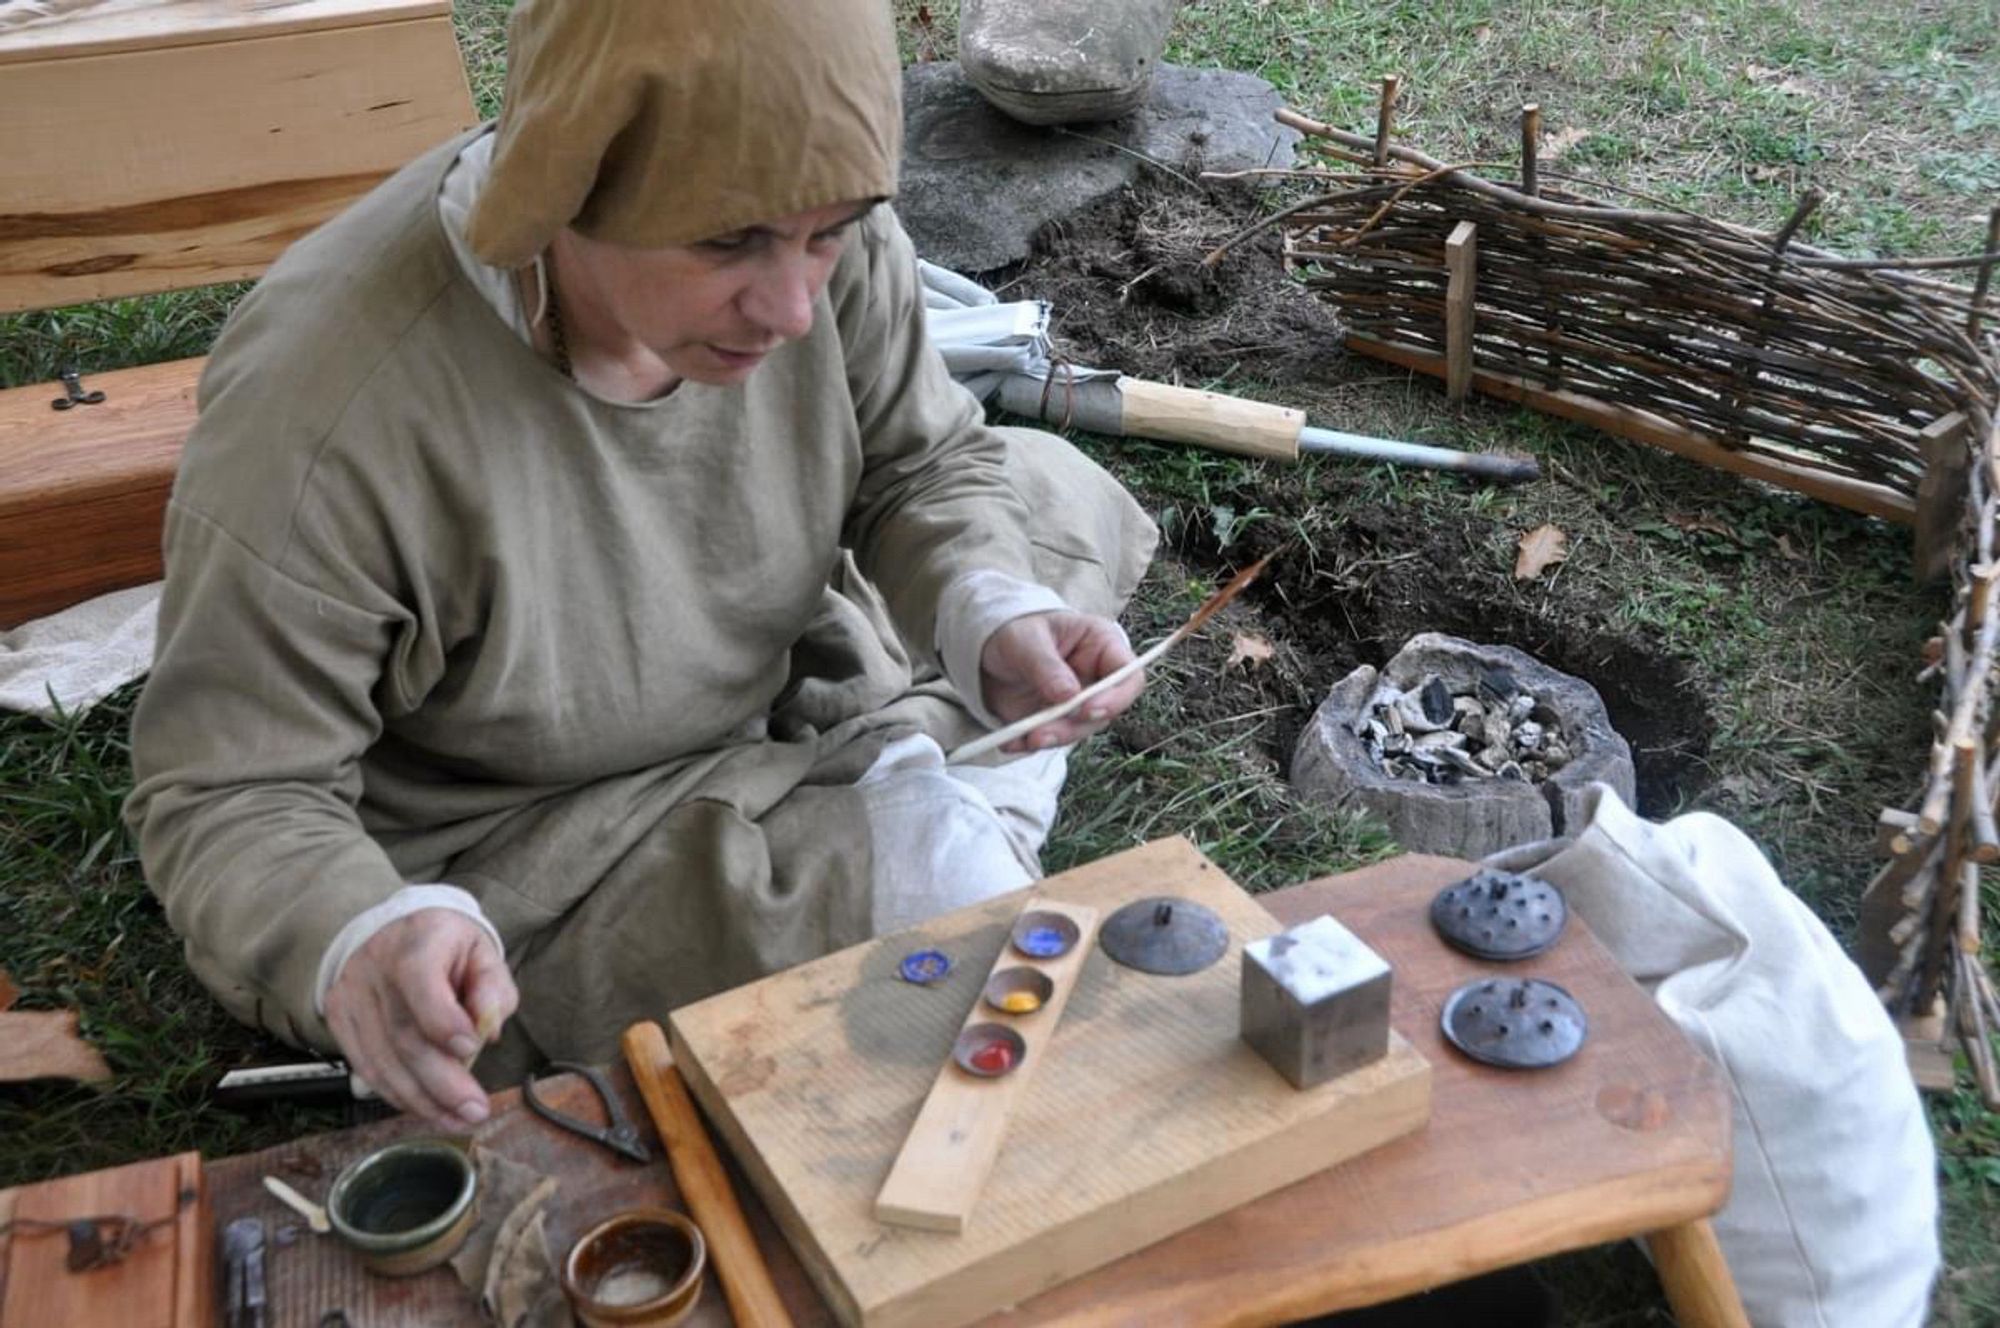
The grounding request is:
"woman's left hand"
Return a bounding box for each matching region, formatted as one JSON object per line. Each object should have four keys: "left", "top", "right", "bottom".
{"left": 978, "top": 610, "right": 1144, "bottom": 754}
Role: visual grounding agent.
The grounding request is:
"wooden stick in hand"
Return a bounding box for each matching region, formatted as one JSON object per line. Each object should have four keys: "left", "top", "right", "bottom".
{"left": 622, "top": 1020, "right": 793, "bottom": 1328}
{"left": 948, "top": 553, "right": 1275, "bottom": 764}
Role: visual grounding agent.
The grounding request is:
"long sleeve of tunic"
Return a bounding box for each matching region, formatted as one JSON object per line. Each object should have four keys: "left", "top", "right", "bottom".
{"left": 125, "top": 133, "right": 1054, "bottom": 1048}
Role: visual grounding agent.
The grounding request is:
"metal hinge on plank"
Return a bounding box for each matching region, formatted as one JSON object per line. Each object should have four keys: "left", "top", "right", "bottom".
{"left": 51, "top": 367, "right": 106, "bottom": 410}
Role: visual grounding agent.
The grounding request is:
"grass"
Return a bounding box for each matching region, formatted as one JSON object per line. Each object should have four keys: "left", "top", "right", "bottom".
{"left": 3, "top": 0, "right": 1997, "bottom": 1322}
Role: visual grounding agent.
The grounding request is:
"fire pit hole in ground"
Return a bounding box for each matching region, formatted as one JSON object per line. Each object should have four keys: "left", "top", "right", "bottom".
{"left": 1292, "top": 633, "right": 1637, "bottom": 858}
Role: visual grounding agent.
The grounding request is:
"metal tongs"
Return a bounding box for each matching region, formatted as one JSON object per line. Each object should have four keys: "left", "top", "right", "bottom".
{"left": 523, "top": 1061, "right": 650, "bottom": 1163}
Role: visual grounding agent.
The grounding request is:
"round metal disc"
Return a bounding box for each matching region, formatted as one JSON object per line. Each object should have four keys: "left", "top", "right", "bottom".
{"left": 1440, "top": 977, "right": 1587, "bottom": 1069}
{"left": 1098, "top": 896, "right": 1230, "bottom": 975}
{"left": 1430, "top": 868, "right": 1567, "bottom": 961}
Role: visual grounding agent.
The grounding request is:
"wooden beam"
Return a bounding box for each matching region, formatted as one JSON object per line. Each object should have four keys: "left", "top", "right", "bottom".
{"left": 0, "top": 12, "right": 474, "bottom": 312}
{"left": 1344, "top": 334, "right": 1917, "bottom": 523}
{"left": 1913, "top": 412, "right": 1972, "bottom": 583}
{"left": 0, "top": 0, "right": 449, "bottom": 64}
{"left": 1444, "top": 222, "right": 1477, "bottom": 403}
{"left": 1372, "top": 75, "right": 1400, "bottom": 168}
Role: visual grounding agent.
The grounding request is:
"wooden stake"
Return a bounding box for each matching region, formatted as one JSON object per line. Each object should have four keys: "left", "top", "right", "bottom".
{"left": 1959, "top": 950, "right": 2000, "bottom": 1107}
{"left": 1373, "top": 75, "right": 1400, "bottom": 168}
{"left": 1913, "top": 413, "right": 1971, "bottom": 584}
{"left": 1724, "top": 189, "right": 1823, "bottom": 448}
{"left": 1974, "top": 756, "right": 2000, "bottom": 865}
{"left": 1444, "top": 221, "right": 1478, "bottom": 402}
{"left": 1519, "top": 103, "right": 1541, "bottom": 198}
{"left": 1970, "top": 204, "right": 2000, "bottom": 339}
{"left": 621, "top": 1021, "right": 794, "bottom": 1328}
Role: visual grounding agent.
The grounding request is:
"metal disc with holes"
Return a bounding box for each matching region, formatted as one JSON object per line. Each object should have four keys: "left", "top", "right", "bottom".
{"left": 1440, "top": 977, "right": 1587, "bottom": 1069}
{"left": 1099, "top": 897, "right": 1230, "bottom": 975}
{"left": 1430, "top": 868, "right": 1567, "bottom": 961}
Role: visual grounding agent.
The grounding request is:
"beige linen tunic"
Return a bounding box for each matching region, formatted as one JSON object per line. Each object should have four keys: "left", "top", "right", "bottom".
{"left": 126, "top": 135, "right": 1155, "bottom": 1064}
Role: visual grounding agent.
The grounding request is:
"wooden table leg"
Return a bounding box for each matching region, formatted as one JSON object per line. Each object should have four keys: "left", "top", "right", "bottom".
{"left": 1646, "top": 1219, "right": 1750, "bottom": 1328}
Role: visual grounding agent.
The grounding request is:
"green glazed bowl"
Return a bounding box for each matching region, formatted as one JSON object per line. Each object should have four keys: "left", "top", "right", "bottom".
{"left": 326, "top": 1139, "right": 479, "bottom": 1277}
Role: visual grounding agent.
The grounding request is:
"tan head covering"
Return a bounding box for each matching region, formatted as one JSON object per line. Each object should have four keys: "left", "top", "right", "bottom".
{"left": 466, "top": 0, "right": 903, "bottom": 268}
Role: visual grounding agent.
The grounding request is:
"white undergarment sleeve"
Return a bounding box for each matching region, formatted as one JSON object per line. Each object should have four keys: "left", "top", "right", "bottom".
{"left": 313, "top": 885, "right": 505, "bottom": 1016}
{"left": 934, "top": 568, "right": 1070, "bottom": 728}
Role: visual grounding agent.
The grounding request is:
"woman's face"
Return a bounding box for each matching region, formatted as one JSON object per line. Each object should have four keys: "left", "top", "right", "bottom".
{"left": 563, "top": 199, "right": 876, "bottom": 387}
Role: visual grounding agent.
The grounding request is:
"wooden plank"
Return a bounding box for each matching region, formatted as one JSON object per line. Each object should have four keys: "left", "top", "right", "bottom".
{"left": 1858, "top": 838, "right": 1941, "bottom": 986}
{"left": 874, "top": 900, "right": 1100, "bottom": 1233}
{"left": 0, "top": 357, "right": 195, "bottom": 629}
{"left": 1913, "top": 412, "right": 1971, "bottom": 583}
{"left": 1444, "top": 221, "right": 1477, "bottom": 402}
{"left": 670, "top": 838, "right": 1432, "bottom": 1328}
{"left": 0, "top": 1152, "right": 208, "bottom": 1328}
{"left": 0, "top": 0, "right": 448, "bottom": 64}
{"left": 0, "top": 14, "right": 475, "bottom": 311}
{"left": 1346, "top": 334, "right": 1918, "bottom": 523}
{"left": 1906, "top": 1037, "right": 1957, "bottom": 1093}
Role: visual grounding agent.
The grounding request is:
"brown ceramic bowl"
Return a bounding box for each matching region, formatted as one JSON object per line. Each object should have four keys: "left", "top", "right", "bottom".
{"left": 562, "top": 1208, "right": 707, "bottom": 1328}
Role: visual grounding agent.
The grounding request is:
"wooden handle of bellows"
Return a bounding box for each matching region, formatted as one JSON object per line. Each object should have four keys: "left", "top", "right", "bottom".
{"left": 1116, "top": 376, "right": 1305, "bottom": 462}
{"left": 621, "top": 1020, "right": 794, "bottom": 1328}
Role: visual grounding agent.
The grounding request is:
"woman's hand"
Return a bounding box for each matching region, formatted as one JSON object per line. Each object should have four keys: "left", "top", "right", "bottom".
{"left": 324, "top": 909, "right": 518, "bottom": 1129}
{"left": 978, "top": 610, "right": 1144, "bottom": 754}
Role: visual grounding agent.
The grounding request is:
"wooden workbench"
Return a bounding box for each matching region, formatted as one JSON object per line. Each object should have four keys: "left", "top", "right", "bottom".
{"left": 198, "top": 851, "right": 1735, "bottom": 1326}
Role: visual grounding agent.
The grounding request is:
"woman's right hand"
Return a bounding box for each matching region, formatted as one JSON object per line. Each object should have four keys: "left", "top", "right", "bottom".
{"left": 324, "top": 908, "right": 518, "bottom": 1129}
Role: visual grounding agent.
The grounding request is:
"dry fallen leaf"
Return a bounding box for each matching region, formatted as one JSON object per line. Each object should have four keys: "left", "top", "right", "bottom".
{"left": 1541, "top": 125, "right": 1592, "bottom": 163}
{"left": 1667, "top": 511, "right": 1738, "bottom": 540}
{"left": 0, "top": 968, "right": 16, "bottom": 1012}
{"left": 1776, "top": 533, "right": 1807, "bottom": 562}
{"left": 1514, "top": 524, "right": 1569, "bottom": 580}
{"left": 1226, "top": 631, "right": 1276, "bottom": 670}
{"left": 0, "top": 1009, "right": 113, "bottom": 1084}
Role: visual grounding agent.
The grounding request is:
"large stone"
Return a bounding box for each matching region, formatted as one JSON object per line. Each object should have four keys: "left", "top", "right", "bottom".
{"left": 959, "top": 0, "right": 1176, "bottom": 126}
{"left": 899, "top": 60, "right": 1299, "bottom": 274}
{"left": 1292, "top": 634, "right": 1637, "bottom": 859}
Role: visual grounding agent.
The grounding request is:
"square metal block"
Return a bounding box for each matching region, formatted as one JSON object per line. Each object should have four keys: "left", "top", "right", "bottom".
{"left": 1241, "top": 914, "right": 1392, "bottom": 1089}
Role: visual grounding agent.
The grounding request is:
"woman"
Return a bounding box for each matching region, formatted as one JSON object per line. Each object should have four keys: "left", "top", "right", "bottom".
{"left": 125, "top": 0, "right": 1155, "bottom": 1130}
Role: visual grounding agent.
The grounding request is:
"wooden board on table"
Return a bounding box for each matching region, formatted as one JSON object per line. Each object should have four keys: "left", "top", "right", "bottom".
{"left": 0, "top": 0, "right": 474, "bottom": 313}
{"left": 669, "top": 836, "right": 1433, "bottom": 1328}
{"left": 0, "top": 1152, "right": 209, "bottom": 1328}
